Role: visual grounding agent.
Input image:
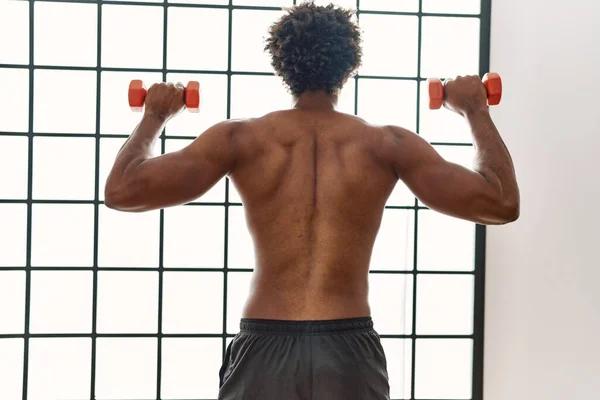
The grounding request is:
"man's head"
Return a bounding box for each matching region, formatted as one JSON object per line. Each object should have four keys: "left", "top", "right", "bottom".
{"left": 265, "top": 2, "right": 362, "bottom": 98}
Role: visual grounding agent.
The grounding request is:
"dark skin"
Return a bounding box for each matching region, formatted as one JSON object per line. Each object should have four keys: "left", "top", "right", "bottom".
{"left": 105, "top": 76, "right": 519, "bottom": 320}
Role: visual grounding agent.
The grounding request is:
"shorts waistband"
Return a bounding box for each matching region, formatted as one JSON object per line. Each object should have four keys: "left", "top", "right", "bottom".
{"left": 239, "top": 317, "right": 373, "bottom": 335}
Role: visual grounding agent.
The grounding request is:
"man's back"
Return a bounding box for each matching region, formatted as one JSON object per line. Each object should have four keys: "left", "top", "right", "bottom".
{"left": 230, "top": 109, "right": 396, "bottom": 320}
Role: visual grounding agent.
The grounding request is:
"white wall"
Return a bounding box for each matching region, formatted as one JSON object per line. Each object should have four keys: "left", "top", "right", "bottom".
{"left": 485, "top": 1, "right": 600, "bottom": 399}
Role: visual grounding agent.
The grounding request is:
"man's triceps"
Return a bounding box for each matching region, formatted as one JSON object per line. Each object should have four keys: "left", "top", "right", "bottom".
{"left": 385, "top": 125, "right": 509, "bottom": 224}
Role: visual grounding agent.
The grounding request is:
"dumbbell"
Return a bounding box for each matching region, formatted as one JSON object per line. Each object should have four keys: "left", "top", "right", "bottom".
{"left": 427, "top": 72, "right": 502, "bottom": 110}
{"left": 128, "top": 80, "right": 200, "bottom": 112}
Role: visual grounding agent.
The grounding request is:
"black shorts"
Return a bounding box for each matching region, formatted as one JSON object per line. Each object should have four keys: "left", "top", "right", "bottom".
{"left": 218, "top": 317, "right": 390, "bottom": 400}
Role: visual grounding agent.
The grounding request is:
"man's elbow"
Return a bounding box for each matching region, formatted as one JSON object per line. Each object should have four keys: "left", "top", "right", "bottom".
{"left": 104, "top": 184, "right": 145, "bottom": 212}
{"left": 503, "top": 200, "right": 520, "bottom": 223}
{"left": 104, "top": 185, "right": 125, "bottom": 211}
{"left": 493, "top": 198, "right": 520, "bottom": 225}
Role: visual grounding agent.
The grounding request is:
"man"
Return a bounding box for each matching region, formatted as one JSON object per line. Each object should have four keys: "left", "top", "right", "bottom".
{"left": 105, "top": 3, "right": 519, "bottom": 399}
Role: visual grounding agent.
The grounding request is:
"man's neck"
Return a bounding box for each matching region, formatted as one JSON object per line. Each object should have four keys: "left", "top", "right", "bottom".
{"left": 293, "top": 90, "right": 338, "bottom": 110}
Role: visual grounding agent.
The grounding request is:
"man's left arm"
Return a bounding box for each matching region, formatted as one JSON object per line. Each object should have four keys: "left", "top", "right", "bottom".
{"left": 104, "top": 103, "right": 241, "bottom": 212}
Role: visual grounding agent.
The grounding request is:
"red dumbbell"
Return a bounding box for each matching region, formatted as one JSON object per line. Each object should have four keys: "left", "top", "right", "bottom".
{"left": 427, "top": 72, "right": 502, "bottom": 110}
{"left": 128, "top": 80, "right": 200, "bottom": 112}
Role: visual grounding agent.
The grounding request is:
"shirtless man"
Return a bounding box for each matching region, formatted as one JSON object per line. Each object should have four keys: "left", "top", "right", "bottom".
{"left": 105, "top": 3, "right": 519, "bottom": 399}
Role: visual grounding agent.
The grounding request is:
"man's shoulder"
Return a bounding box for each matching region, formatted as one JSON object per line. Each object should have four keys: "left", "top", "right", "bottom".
{"left": 378, "top": 124, "right": 417, "bottom": 143}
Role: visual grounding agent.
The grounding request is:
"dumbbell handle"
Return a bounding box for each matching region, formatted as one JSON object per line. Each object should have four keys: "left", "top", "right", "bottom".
{"left": 428, "top": 73, "right": 502, "bottom": 110}
{"left": 128, "top": 80, "right": 200, "bottom": 112}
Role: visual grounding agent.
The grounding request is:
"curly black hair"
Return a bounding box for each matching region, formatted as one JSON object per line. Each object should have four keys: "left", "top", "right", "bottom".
{"left": 265, "top": 2, "right": 362, "bottom": 97}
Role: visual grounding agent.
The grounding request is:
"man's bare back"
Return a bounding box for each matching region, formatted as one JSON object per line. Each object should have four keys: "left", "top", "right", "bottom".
{"left": 105, "top": 83, "right": 519, "bottom": 323}
{"left": 227, "top": 81, "right": 520, "bottom": 321}
{"left": 229, "top": 109, "right": 397, "bottom": 320}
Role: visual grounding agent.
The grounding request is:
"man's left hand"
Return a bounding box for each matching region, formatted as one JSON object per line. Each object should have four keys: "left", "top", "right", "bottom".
{"left": 144, "top": 82, "right": 186, "bottom": 122}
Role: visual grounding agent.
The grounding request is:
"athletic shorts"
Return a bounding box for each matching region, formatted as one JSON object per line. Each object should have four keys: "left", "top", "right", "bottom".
{"left": 218, "top": 317, "right": 390, "bottom": 400}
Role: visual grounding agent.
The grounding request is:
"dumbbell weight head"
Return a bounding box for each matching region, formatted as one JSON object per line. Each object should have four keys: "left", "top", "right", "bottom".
{"left": 128, "top": 80, "right": 147, "bottom": 112}
{"left": 427, "top": 77, "right": 445, "bottom": 110}
{"left": 483, "top": 72, "right": 502, "bottom": 106}
{"left": 185, "top": 81, "right": 200, "bottom": 113}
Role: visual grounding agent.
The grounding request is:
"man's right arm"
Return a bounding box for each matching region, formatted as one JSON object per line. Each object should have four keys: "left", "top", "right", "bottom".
{"left": 384, "top": 76, "right": 520, "bottom": 225}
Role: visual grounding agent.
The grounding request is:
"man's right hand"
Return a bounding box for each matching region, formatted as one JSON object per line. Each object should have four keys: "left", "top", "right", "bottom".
{"left": 381, "top": 72, "right": 520, "bottom": 225}
{"left": 443, "top": 75, "right": 489, "bottom": 116}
